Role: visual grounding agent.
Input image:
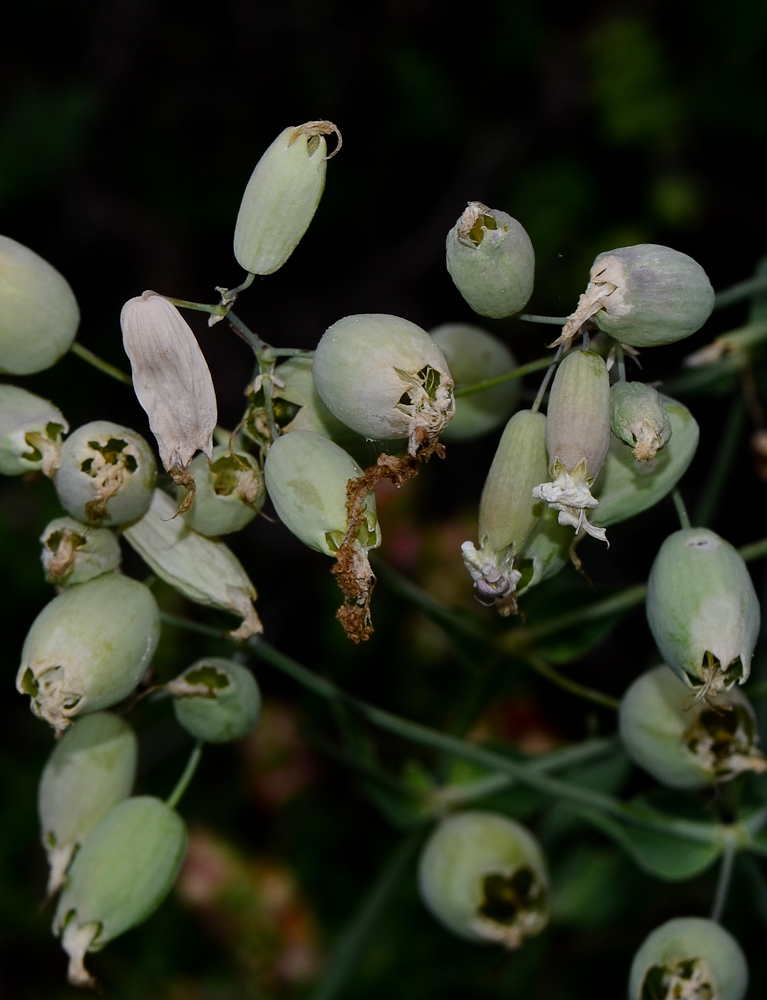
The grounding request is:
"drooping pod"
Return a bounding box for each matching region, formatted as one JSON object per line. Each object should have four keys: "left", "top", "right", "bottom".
{"left": 168, "top": 659, "right": 262, "bottom": 743}
{"left": 646, "top": 528, "right": 760, "bottom": 697}
{"left": 555, "top": 244, "right": 714, "bottom": 348}
{"left": 178, "top": 446, "right": 265, "bottom": 537}
{"left": 16, "top": 573, "right": 161, "bottom": 732}
{"left": 619, "top": 665, "right": 766, "bottom": 790}
{"left": 121, "top": 292, "right": 217, "bottom": 491}
{"left": 0, "top": 384, "right": 68, "bottom": 476}
{"left": 123, "top": 488, "right": 262, "bottom": 640}
{"left": 418, "top": 811, "right": 548, "bottom": 950}
{"left": 0, "top": 234, "right": 80, "bottom": 374}
{"left": 445, "top": 202, "right": 535, "bottom": 319}
{"left": 38, "top": 712, "right": 137, "bottom": 895}
{"left": 610, "top": 381, "right": 672, "bottom": 461}
{"left": 40, "top": 517, "right": 122, "bottom": 587}
{"left": 592, "top": 396, "right": 699, "bottom": 528}
{"left": 430, "top": 323, "right": 519, "bottom": 441}
{"left": 234, "top": 121, "right": 340, "bottom": 275}
{"left": 54, "top": 420, "right": 157, "bottom": 526}
{"left": 461, "top": 410, "right": 548, "bottom": 612}
{"left": 628, "top": 917, "right": 748, "bottom": 1000}
{"left": 313, "top": 314, "right": 455, "bottom": 456}
{"left": 532, "top": 350, "right": 611, "bottom": 543}
{"left": 53, "top": 796, "right": 187, "bottom": 988}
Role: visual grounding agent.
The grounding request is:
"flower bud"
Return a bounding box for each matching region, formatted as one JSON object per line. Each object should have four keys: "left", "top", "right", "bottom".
{"left": 53, "top": 796, "right": 187, "bottom": 988}
{"left": 121, "top": 292, "right": 217, "bottom": 482}
{"left": 38, "top": 712, "right": 137, "bottom": 895}
{"left": 430, "top": 323, "right": 519, "bottom": 441}
{"left": 532, "top": 350, "right": 611, "bottom": 543}
{"left": 592, "top": 396, "right": 699, "bottom": 528}
{"left": 313, "top": 314, "right": 455, "bottom": 456}
{"left": 40, "top": 517, "right": 122, "bottom": 587}
{"left": 0, "top": 234, "right": 80, "bottom": 374}
{"left": 178, "top": 446, "right": 265, "bottom": 537}
{"left": 55, "top": 420, "right": 157, "bottom": 526}
{"left": 234, "top": 121, "right": 340, "bottom": 275}
{"left": 556, "top": 244, "right": 714, "bottom": 348}
{"left": 418, "top": 811, "right": 548, "bottom": 949}
{"left": 628, "top": 917, "right": 748, "bottom": 1000}
{"left": 646, "top": 528, "right": 760, "bottom": 697}
{"left": 0, "top": 384, "right": 68, "bottom": 476}
{"left": 123, "top": 488, "right": 262, "bottom": 639}
{"left": 461, "top": 410, "right": 548, "bottom": 610}
{"left": 619, "top": 665, "right": 766, "bottom": 790}
{"left": 610, "top": 381, "right": 672, "bottom": 461}
{"left": 168, "top": 658, "right": 261, "bottom": 743}
{"left": 264, "top": 430, "right": 380, "bottom": 557}
{"left": 445, "top": 203, "right": 535, "bottom": 319}
{"left": 17, "top": 573, "right": 161, "bottom": 732}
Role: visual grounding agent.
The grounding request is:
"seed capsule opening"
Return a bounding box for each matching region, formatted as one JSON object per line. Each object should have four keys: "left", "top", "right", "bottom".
{"left": 641, "top": 957, "right": 714, "bottom": 1000}
{"left": 473, "top": 867, "right": 548, "bottom": 950}
{"left": 684, "top": 701, "right": 767, "bottom": 780}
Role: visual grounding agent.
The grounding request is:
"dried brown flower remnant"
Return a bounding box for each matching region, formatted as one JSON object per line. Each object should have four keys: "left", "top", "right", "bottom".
{"left": 121, "top": 292, "right": 217, "bottom": 501}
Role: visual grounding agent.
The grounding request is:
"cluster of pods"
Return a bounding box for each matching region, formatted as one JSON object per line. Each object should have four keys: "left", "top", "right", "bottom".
{"left": 0, "top": 117, "right": 760, "bottom": 997}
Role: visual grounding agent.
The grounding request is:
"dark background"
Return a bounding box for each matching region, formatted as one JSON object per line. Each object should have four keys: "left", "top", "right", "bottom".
{"left": 2, "top": 1, "right": 767, "bottom": 997}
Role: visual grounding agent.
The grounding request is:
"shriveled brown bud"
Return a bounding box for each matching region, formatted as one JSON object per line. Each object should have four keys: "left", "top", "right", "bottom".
{"left": 120, "top": 292, "right": 217, "bottom": 494}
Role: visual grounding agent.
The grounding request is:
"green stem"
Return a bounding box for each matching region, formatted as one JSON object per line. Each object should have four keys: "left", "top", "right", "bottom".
{"left": 227, "top": 310, "right": 268, "bottom": 353}
{"left": 515, "top": 313, "right": 570, "bottom": 325}
{"left": 710, "top": 834, "right": 738, "bottom": 922}
{"left": 69, "top": 342, "right": 132, "bottom": 386}
{"left": 167, "top": 296, "right": 227, "bottom": 317}
{"left": 532, "top": 343, "right": 565, "bottom": 414}
{"left": 672, "top": 488, "right": 692, "bottom": 530}
{"left": 455, "top": 355, "right": 553, "bottom": 398}
{"left": 310, "top": 831, "right": 423, "bottom": 1000}
{"left": 524, "top": 652, "right": 620, "bottom": 710}
{"left": 166, "top": 740, "right": 204, "bottom": 810}
{"left": 269, "top": 347, "right": 316, "bottom": 358}
{"left": 616, "top": 344, "right": 626, "bottom": 382}
{"left": 714, "top": 273, "right": 767, "bottom": 311}
{"left": 219, "top": 271, "right": 256, "bottom": 303}
{"left": 694, "top": 395, "right": 747, "bottom": 528}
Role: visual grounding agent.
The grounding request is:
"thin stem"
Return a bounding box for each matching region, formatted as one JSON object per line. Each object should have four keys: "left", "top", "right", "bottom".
{"left": 710, "top": 834, "right": 738, "bottom": 922}
{"left": 672, "top": 488, "right": 692, "bottom": 530}
{"left": 219, "top": 271, "right": 256, "bottom": 303}
{"left": 455, "top": 355, "right": 553, "bottom": 398}
{"left": 616, "top": 344, "right": 626, "bottom": 382}
{"left": 694, "top": 395, "right": 747, "bottom": 528}
{"left": 525, "top": 652, "right": 620, "bottom": 710}
{"left": 515, "top": 313, "right": 570, "bottom": 325}
{"left": 310, "top": 831, "right": 423, "bottom": 1000}
{"left": 714, "top": 273, "right": 767, "bottom": 311}
{"left": 69, "top": 342, "right": 132, "bottom": 386}
{"left": 269, "top": 347, "right": 316, "bottom": 358}
{"left": 532, "top": 343, "right": 565, "bottom": 414}
{"left": 227, "top": 310, "right": 268, "bottom": 353}
{"left": 166, "top": 740, "right": 204, "bottom": 810}
{"left": 167, "top": 296, "right": 227, "bottom": 317}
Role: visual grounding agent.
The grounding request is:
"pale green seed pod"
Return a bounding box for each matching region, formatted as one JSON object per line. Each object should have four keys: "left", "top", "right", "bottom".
{"left": 0, "top": 384, "right": 68, "bottom": 476}
{"left": 16, "top": 573, "right": 161, "bottom": 732}
{"left": 418, "top": 811, "right": 548, "bottom": 950}
{"left": 610, "top": 381, "right": 672, "bottom": 462}
{"left": 40, "top": 517, "right": 122, "bottom": 587}
{"left": 619, "top": 665, "right": 766, "bottom": 790}
{"left": 53, "top": 796, "right": 187, "bottom": 988}
{"left": 234, "top": 121, "right": 339, "bottom": 275}
{"left": 313, "top": 314, "right": 455, "bottom": 455}
{"left": 532, "top": 350, "right": 611, "bottom": 543}
{"left": 646, "top": 528, "right": 760, "bottom": 697}
{"left": 515, "top": 503, "right": 573, "bottom": 597}
{"left": 38, "top": 712, "right": 137, "bottom": 896}
{"left": 123, "top": 488, "right": 262, "bottom": 639}
{"left": 0, "top": 234, "right": 80, "bottom": 374}
{"left": 593, "top": 396, "right": 699, "bottom": 528}
{"left": 445, "top": 203, "right": 535, "bottom": 319}
{"left": 461, "top": 410, "right": 548, "bottom": 610}
{"left": 557, "top": 244, "right": 714, "bottom": 349}
{"left": 55, "top": 420, "right": 157, "bottom": 526}
{"left": 628, "top": 917, "right": 748, "bottom": 1000}
{"left": 264, "top": 430, "right": 380, "bottom": 557}
{"left": 169, "top": 659, "right": 261, "bottom": 743}
{"left": 178, "top": 447, "right": 265, "bottom": 537}
{"left": 431, "top": 323, "right": 519, "bottom": 441}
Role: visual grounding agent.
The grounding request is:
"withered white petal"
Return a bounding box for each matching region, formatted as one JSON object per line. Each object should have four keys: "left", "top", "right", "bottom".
{"left": 120, "top": 291, "right": 217, "bottom": 472}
